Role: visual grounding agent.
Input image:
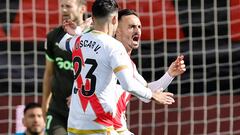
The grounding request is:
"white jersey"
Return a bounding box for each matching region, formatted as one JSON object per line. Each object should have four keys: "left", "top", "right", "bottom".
{"left": 113, "top": 60, "right": 174, "bottom": 133}
{"left": 58, "top": 30, "right": 152, "bottom": 134}
{"left": 112, "top": 61, "right": 145, "bottom": 134}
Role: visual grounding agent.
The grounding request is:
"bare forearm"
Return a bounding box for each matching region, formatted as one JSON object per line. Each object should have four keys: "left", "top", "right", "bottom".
{"left": 42, "top": 69, "right": 53, "bottom": 118}
{"left": 42, "top": 78, "right": 52, "bottom": 111}
{"left": 43, "top": 42, "right": 55, "bottom": 118}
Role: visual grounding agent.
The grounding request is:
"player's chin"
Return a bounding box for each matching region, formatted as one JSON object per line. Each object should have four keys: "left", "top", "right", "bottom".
{"left": 31, "top": 125, "right": 43, "bottom": 131}
{"left": 62, "top": 16, "right": 70, "bottom": 21}
{"left": 30, "top": 129, "right": 42, "bottom": 134}
{"left": 132, "top": 42, "right": 140, "bottom": 49}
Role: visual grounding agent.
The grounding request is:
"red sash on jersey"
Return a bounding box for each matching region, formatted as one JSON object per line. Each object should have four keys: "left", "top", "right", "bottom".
{"left": 113, "top": 91, "right": 131, "bottom": 129}
{"left": 113, "top": 60, "right": 136, "bottom": 129}
{"left": 72, "top": 36, "right": 113, "bottom": 126}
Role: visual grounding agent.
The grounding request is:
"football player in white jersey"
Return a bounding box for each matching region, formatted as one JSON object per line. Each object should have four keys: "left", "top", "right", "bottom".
{"left": 57, "top": 0, "right": 177, "bottom": 134}
{"left": 112, "top": 9, "right": 186, "bottom": 134}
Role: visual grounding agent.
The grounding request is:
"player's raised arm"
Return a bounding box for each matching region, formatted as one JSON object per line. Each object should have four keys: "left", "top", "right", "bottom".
{"left": 110, "top": 43, "right": 175, "bottom": 104}
{"left": 116, "top": 67, "right": 175, "bottom": 105}
{"left": 57, "top": 34, "right": 77, "bottom": 53}
{"left": 63, "top": 18, "right": 92, "bottom": 36}
{"left": 57, "top": 18, "right": 93, "bottom": 52}
{"left": 148, "top": 55, "right": 186, "bottom": 92}
{"left": 56, "top": 22, "right": 82, "bottom": 52}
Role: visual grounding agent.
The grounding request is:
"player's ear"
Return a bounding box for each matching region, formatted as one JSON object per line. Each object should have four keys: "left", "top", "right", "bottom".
{"left": 115, "top": 25, "right": 120, "bottom": 37}
{"left": 112, "top": 15, "right": 117, "bottom": 26}
{"left": 80, "top": 5, "right": 87, "bottom": 13}
{"left": 22, "top": 117, "right": 26, "bottom": 126}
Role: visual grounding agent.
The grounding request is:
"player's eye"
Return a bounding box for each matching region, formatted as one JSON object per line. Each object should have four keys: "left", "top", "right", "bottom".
{"left": 129, "top": 25, "right": 135, "bottom": 29}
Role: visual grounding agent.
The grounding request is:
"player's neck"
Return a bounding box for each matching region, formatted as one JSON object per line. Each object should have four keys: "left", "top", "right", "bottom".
{"left": 126, "top": 48, "right": 132, "bottom": 55}
{"left": 128, "top": 51, "right": 132, "bottom": 56}
{"left": 93, "top": 24, "right": 113, "bottom": 36}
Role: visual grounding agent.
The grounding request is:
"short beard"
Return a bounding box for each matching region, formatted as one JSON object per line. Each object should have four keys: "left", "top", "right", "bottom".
{"left": 29, "top": 130, "right": 42, "bottom": 135}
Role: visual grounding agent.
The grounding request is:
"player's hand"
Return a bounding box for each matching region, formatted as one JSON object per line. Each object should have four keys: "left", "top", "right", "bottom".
{"left": 63, "top": 19, "right": 77, "bottom": 36}
{"left": 152, "top": 91, "right": 175, "bottom": 105}
{"left": 63, "top": 17, "right": 92, "bottom": 36}
{"left": 167, "top": 55, "right": 186, "bottom": 77}
{"left": 66, "top": 95, "right": 71, "bottom": 108}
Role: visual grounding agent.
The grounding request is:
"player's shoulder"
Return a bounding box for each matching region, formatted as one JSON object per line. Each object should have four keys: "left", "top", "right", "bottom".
{"left": 81, "top": 31, "right": 124, "bottom": 51}
{"left": 97, "top": 33, "right": 122, "bottom": 47}
{"left": 83, "top": 31, "right": 118, "bottom": 43}
{"left": 47, "top": 26, "right": 65, "bottom": 38}
{"left": 105, "top": 36, "right": 124, "bottom": 49}
{"left": 102, "top": 36, "right": 123, "bottom": 51}
{"left": 45, "top": 26, "right": 66, "bottom": 50}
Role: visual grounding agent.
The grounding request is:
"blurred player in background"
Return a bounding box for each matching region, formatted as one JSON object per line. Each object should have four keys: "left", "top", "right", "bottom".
{"left": 21, "top": 102, "right": 45, "bottom": 135}
{"left": 112, "top": 9, "right": 186, "bottom": 134}
{"left": 41, "top": 0, "right": 87, "bottom": 135}
{"left": 57, "top": 0, "right": 177, "bottom": 134}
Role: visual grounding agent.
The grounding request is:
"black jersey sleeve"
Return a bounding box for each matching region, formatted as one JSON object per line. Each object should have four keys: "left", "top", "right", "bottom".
{"left": 45, "top": 29, "right": 56, "bottom": 61}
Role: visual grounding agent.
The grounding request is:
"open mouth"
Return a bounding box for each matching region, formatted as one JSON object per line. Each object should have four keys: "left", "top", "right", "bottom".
{"left": 62, "top": 15, "right": 70, "bottom": 20}
{"left": 132, "top": 35, "right": 139, "bottom": 42}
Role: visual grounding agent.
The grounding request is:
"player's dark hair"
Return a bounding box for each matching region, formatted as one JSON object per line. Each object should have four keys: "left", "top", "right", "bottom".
{"left": 118, "top": 9, "right": 138, "bottom": 21}
{"left": 24, "top": 102, "right": 41, "bottom": 114}
{"left": 92, "top": 0, "right": 118, "bottom": 18}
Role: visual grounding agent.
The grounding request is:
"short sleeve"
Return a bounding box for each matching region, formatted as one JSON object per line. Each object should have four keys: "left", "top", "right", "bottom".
{"left": 58, "top": 34, "right": 80, "bottom": 53}
{"left": 109, "top": 42, "right": 131, "bottom": 72}
{"left": 45, "top": 32, "right": 55, "bottom": 61}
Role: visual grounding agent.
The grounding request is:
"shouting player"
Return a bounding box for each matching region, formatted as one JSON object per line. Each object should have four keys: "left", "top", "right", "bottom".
{"left": 112, "top": 9, "right": 186, "bottom": 134}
